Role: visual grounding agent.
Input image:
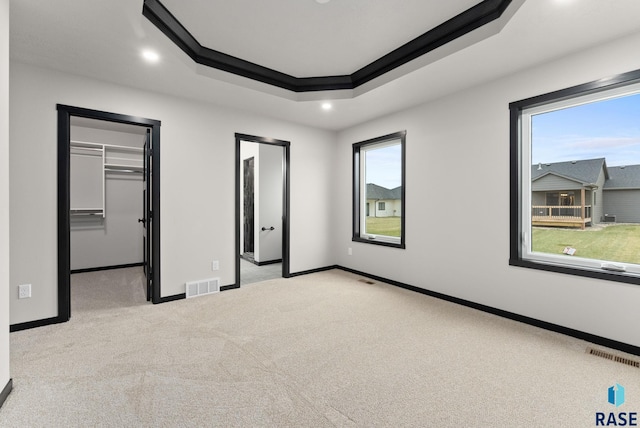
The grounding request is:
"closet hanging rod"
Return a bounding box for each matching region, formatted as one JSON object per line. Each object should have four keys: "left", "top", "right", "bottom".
{"left": 105, "top": 168, "right": 143, "bottom": 174}
{"left": 70, "top": 209, "right": 104, "bottom": 214}
{"left": 104, "top": 163, "right": 143, "bottom": 170}
{"left": 70, "top": 140, "right": 144, "bottom": 152}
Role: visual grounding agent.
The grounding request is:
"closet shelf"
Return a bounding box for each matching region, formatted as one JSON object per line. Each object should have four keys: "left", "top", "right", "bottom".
{"left": 71, "top": 140, "right": 143, "bottom": 152}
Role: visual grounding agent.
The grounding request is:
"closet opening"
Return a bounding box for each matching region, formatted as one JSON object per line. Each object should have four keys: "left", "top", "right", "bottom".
{"left": 57, "top": 105, "right": 161, "bottom": 323}
{"left": 235, "top": 134, "right": 290, "bottom": 287}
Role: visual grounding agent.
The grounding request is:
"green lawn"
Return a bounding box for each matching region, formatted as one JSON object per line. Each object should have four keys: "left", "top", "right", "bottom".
{"left": 366, "top": 216, "right": 401, "bottom": 237}
{"left": 532, "top": 224, "right": 640, "bottom": 264}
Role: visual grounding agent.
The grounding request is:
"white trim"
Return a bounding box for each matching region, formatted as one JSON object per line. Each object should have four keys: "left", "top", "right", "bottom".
{"left": 359, "top": 140, "right": 402, "bottom": 240}
{"left": 519, "top": 81, "right": 640, "bottom": 276}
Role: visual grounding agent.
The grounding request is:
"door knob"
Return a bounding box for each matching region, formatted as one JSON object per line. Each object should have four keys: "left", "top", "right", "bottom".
{"left": 261, "top": 226, "right": 275, "bottom": 231}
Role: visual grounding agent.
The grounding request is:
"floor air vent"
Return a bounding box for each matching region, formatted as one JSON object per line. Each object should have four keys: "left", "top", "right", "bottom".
{"left": 358, "top": 278, "right": 375, "bottom": 285}
{"left": 587, "top": 348, "right": 640, "bottom": 368}
{"left": 186, "top": 278, "right": 220, "bottom": 298}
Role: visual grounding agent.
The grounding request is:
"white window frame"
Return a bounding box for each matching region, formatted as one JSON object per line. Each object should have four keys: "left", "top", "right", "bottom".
{"left": 510, "top": 69, "right": 640, "bottom": 285}
{"left": 353, "top": 131, "right": 406, "bottom": 249}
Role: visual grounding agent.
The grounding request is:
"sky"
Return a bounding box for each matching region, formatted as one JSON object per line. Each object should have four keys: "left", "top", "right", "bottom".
{"left": 365, "top": 144, "right": 402, "bottom": 189}
{"left": 363, "top": 91, "right": 640, "bottom": 188}
{"left": 531, "top": 91, "right": 640, "bottom": 167}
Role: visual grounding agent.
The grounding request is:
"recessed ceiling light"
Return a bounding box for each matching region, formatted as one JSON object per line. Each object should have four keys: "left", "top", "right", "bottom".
{"left": 321, "top": 102, "right": 332, "bottom": 111}
{"left": 315, "top": 0, "right": 330, "bottom": 4}
{"left": 141, "top": 49, "right": 160, "bottom": 63}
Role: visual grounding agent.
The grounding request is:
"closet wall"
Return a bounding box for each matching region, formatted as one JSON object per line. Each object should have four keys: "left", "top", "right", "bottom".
{"left": 70, "top": 122, "right": 145, "bottom": 270}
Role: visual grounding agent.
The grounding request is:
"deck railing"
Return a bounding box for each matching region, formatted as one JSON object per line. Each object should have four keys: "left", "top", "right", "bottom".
{"left": 532, "top": 205, "right": 592, "bottom": 228}
{"left": 532, "top": 205, "right": 591, "bottom": 219}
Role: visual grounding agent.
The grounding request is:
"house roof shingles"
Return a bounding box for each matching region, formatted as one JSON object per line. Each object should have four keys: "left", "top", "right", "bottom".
{"left": 366, "top": 183, "right": 401, "bottom": 200}
{"left": 604, "top": 165, "right": 640, "bottom": 189}
{"left": 531, "top": 158, "right": 607, "bottom": 185}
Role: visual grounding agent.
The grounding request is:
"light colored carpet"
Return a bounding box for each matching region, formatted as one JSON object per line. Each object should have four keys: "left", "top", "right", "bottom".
{"left": 1, "top": 267, "right": 639, "bottom": 427}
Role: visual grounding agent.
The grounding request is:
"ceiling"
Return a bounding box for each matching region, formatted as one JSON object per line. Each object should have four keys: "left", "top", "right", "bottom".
{"left": 160, "top": 0, "right": 482, "bottom": 78}
{"left": 161, "top": 0, "right": 479, "bottom": 77}
{"left": 9, "top": 0, "right": 640, "bottom": 131}
{"left": 142, "top": 0, "right": 518, "bottom": 94}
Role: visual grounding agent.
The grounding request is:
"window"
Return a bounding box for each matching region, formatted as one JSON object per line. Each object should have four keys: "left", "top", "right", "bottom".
{"left": 353, "top": 131, "right": 406, "bottom": 248}
{"left": 510, "top": 68, "right": 640, "bottom": 284}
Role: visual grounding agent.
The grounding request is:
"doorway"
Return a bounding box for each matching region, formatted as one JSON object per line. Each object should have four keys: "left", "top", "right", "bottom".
{"left": 235, "top": 133, "right": 290, "bottom": 287}
{"left": 57, "top": 105, "right": 161, "bottom": 323}
{"left": 243, "top": 157, "right": 255, "bottom": 255}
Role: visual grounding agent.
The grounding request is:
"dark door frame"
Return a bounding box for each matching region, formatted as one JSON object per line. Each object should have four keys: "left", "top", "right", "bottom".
{"left": 234, "top": 133, "right": 290, "bottom": 288}
{"left": 143, "top": 129, "right": 152, "bottom": 300}
{"left": 57, "top": 104, "right": 162, "bottom": 323}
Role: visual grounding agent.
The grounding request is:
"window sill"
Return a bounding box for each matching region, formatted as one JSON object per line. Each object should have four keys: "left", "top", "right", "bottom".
{"left": 509, "top": 258, "right": 640, "bottom": 286}
{"left": 352, "top": 235, "right": 405, "bottom": 249}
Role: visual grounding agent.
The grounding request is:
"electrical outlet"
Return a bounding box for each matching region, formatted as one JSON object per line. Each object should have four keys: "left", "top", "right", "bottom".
{"left": 211, "top": 260, "right": 219, "bottom": 271}
{"left": 18, "top": 284, "right": 31, "bottom": 299}
{"left": 348, "top": 247, "right": 353, "bottom": 256}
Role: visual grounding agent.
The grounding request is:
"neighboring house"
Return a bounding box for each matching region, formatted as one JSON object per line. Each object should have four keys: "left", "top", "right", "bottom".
{"left": 531, "top": 158, "right": 640, "bottom": 228}
{"left": 366, "top": 183, "right": 402, "bottom": 217}
{"left": 603, "top": 164, "right": 640, "bottom": 223}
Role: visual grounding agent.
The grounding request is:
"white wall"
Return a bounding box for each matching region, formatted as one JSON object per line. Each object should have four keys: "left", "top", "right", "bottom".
{"left": 334, "top": 31, "right": 640, "bottom": 347}
{"left": 70, "top": 126, "right": 144, "bottom": 270}
{"left": 0, "top": 0, "right": 11, "bottom": 395}
{"left": 10, "top": 62, "right": 336, "bottom": 324}
{"left": 257, "top": 143, "right": 283, "bottom": 263}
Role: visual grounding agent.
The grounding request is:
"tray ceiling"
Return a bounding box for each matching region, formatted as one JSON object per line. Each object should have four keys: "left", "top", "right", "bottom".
{"left": 143, "top": 0, "right": 517, "bottom": 93}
